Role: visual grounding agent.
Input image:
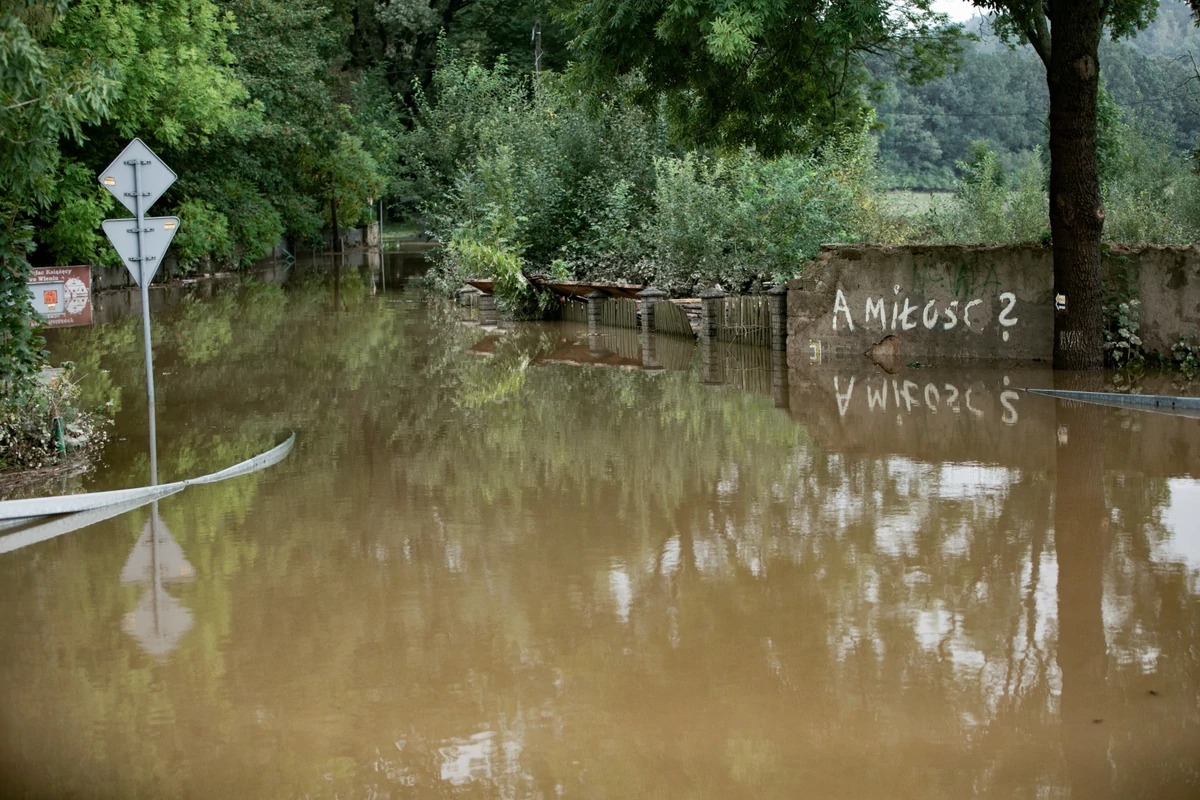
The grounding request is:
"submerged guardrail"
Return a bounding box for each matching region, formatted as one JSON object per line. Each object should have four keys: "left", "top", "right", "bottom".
{"left": 1021, "top": 389, "right": 1200, "bottom": 419}
{"left": 0, "top": 432, "right": 295, "bottom": 552}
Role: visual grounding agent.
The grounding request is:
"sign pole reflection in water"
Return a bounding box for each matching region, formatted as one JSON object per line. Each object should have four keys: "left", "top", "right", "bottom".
{"left": 120, "top": 502, "right": 195, "bottom": 658}
{"left": 379, "top": 199, "right": 386, "bottom": 292}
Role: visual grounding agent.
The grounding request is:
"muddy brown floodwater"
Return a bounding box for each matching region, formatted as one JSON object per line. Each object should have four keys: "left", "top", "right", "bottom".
{"left": 2, "top": 270, "right": 1199, "bottom": 799}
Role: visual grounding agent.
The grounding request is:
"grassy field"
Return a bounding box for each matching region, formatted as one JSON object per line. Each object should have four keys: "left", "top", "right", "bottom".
{"left": 882, "top": 190, "right": 952, "bottom": 217}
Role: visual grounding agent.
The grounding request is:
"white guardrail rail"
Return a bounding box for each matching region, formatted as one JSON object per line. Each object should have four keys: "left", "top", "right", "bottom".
{"left": 0, "top": 432, "right": 295, "bottom": 554}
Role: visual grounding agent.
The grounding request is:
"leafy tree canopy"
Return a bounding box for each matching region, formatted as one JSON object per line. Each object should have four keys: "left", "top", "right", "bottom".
{"left": 557, "top": 0, "right": 965, "bottom": 154}
{"left": 972, "top": 0, "right": 1157, "bottom": 65}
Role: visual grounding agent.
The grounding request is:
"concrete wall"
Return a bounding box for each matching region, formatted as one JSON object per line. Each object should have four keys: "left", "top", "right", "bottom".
{"left": 1107, "top": 244, "right": 1200, "bottom": 354}
{"left": 786, "top": 243, "right": 1200, "bottom": 366}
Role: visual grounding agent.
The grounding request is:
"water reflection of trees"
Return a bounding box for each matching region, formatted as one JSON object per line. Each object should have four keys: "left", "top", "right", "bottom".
{"left": 0, "top": 279, "right": 1197, "bottom": 798}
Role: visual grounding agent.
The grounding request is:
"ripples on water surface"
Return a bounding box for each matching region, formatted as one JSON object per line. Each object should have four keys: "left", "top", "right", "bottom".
{"left": 2, "top": 269, "right": 1199, "bottom": 798}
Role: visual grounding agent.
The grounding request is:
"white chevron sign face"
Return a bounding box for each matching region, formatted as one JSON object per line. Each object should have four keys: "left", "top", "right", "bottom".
{"left": 101, "top": 217, "right": 181, "bottom": 286}
{"left": 98, "top": 138, "right": 177, "bottom": 216}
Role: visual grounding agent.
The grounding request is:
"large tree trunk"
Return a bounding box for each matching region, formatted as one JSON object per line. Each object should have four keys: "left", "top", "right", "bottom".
{"left": 1045, "top": 0, "right": 1107, "bottom": 369}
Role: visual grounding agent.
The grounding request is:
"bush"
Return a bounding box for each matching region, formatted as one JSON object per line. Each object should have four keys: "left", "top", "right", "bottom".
{"left": 0, "top": 365, "right": 109, "bottom": 473}
{"left": 1103, "top": 116, "right": 1192, "bottom": 244}
{"left": 0, "top": 213, "right": 46, "bottom": 391}
{"left": 413, "top": 50, "right": 895, "bottom": 306}
{"left": 172, "top": 198, "right": 234, "bottom": 272}
{"left": 211, "top": 180, "right": 285, "bottom": 268}
{"left": 920, "top": 142, "right": 1049, "bottom": 244}
{"left": 648, "top": 130, "right": 878, "bottom": 291}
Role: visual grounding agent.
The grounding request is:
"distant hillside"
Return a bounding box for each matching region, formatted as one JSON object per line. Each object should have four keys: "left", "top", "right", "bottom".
{"left": 873, "top": 1, "right": 1200, "bottom": 189}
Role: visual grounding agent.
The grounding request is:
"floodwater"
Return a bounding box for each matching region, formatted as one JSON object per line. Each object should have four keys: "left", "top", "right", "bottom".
{"left": 2, "top": 265, "right": 1199, "bottom": 798}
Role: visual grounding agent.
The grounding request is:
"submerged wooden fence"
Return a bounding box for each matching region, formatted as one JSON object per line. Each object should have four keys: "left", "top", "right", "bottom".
{"left": 459, "top": 279, "right": 788, "bottom": 353}
{"left": 561, "top": 299, "right": 588, "bottom": 323}
{"left": 652, "top": 301, "right": 695, "bottom": 338}
{"left": 600, "top": 297, "right": 639, "bottom": 329}
{"left": 712, "top": 295, "right": 770, "bottom": 347}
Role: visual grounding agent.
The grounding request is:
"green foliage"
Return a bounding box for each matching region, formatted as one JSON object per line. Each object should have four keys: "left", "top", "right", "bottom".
{"left": 649, "top": 138, "right": 871, "bottom": 290}
{"left": 1103, "top": 298, "right": 1145, "bottom": 370}
{"left": 208, "top": 180, "right": 285, "bottom": 268}
{"left": 416, "top": 51, "right": 895, "bottom": 303}
{"left": 412, "top": 53, "right": 663, "bottom": 292}
{"left": 0, "top": 218, "right": 46, "bottom": 390}
{"left": 1102, "top": 116, "right": 1195, "bottom": 245}
{"left": 873, "top": 24, "right": 1200, "bottom": 190}
{"left": 40, "top": 160, "right": 115, "bottom": 265}
{"left": 445, "top": 239, "right": 554, "bottom": 319}
{"left": 172, "top": 199, "right": 234, "bottom": 272}
{"left": 48, "top": 0, "right": 247, "bottom": 146}
{"left": 919, "top": 142, "right": 1049, "bottom": 244}
{"left": 559, "top": 0, "right": 965, "bottom": 155}
{"left": 9, "top": 0, "right": 386, "bottom": 281}
{"left": 0, "top": 1, "right": 113, "bottom": 208}
{"left": 1, "top": 1, "right": 110, "bottom": 388}
{"left": 0, "top": 366, "right": 109, "bottom": 473}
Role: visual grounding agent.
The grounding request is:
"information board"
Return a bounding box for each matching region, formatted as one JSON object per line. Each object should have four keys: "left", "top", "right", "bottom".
{"left": 27, "top": 266, "right": 93, "bottom": 328}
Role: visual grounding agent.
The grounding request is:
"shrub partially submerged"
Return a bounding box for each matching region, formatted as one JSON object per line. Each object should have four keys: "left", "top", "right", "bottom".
{"left": 1, "top": 366, "right": 110, "bottom": 480}
{"left": 412, "top": 51, "right": 894, "bottom": 302}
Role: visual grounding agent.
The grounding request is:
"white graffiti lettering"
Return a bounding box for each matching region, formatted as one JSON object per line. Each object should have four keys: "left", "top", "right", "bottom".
{"left": 833, "top": 289, "right": 855, "bottom": 331}
{"left": 943, "top": 300, "right": 959, "bottom": 330}
{"left": 922, "top": 300, "right": 939, "bottom": 329}
{"left": 831, "top": 290, "right": 1024, "bottom": 338}
{"left": 963, "top": 299, "right": 983, "bottom": 329}
{"left": 865, "top": 297, "right": 887, "bottom": 329}
{"left": 835, "top": 376, "right": 855, "bottom": 417}
{"left": 998, "top": 292, "right": 1019, "bottom": 327}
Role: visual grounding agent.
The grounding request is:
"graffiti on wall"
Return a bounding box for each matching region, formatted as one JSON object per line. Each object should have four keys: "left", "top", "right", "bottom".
{"left": 831, "top": 285, "right": 1020, "bottom": 342}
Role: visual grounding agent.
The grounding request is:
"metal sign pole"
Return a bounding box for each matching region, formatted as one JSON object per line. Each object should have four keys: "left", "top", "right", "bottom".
{"left": 129, "top": 155, "right": 158, "bottom": 486}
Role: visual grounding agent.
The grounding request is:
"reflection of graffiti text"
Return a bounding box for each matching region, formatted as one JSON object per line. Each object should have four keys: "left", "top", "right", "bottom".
{"left": 834, "top": 377, "right": 1020, "bottom": 425}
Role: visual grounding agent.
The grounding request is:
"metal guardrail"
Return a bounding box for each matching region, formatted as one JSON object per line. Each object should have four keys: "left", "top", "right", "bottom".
{"left": 1021, "top": 389, "right": 1200, "bottom": 418}
{"left": 0, "top": 433, "right": 295, "bottom": 548}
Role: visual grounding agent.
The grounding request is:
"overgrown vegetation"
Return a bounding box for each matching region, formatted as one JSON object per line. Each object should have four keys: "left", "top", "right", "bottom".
{"left": 8, "top": 0, "right": 1200, "bottom": 392}
{"left": 1, "top": 0, "right": 390, "bottom": 394}
{"left": 414, "top": 54, "right": 901, "bottom": 302}
{"left": 0, "top": 366, "right": 109, "bottom": 478}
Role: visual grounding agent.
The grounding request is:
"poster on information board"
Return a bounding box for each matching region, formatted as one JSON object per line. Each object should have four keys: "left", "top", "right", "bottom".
{"left": 27, "top": 266, "right": 93, "bottom": 328}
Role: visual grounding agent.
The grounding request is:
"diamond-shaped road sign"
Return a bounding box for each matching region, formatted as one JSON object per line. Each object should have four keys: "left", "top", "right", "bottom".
{"left": 101, "top": 217, "right": 180, "bottom": 286}
{"left": 98, "top": 138, "right": 177, "bottom": 216}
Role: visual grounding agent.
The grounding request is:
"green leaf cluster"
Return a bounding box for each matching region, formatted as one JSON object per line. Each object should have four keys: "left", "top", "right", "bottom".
{"left": 414, "top": 51, "right": 896, "bottom": 299}
{"left": 558, "top": 0, "right": 965, "bottom": 155}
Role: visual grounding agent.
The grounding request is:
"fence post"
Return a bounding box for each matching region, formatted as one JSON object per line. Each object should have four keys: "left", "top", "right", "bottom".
{"left": 457, "top": 286, "right": 481, "bottom": 307}
{"left": 586, "top": 290, "right": 606, "bottom": 334}
{"left": 641, "top": 330, "right": 663, "bottom": 372}
{"left": 772, "top": 349, "right": 790, "bottom": 411}
{"left": 700, "top": 286, "right": 725, "bottom": 339}
{"left": 637, "top": 286, "right": 667, "bottom": 335}
{"left": 478, "top": 292, "right": 497, "bottom": 325}
{"left": 701, "top": 333, "right": 722, "bottom": 385}
{"left": 768, "top": 283, "right": 788, "bottom": 352}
